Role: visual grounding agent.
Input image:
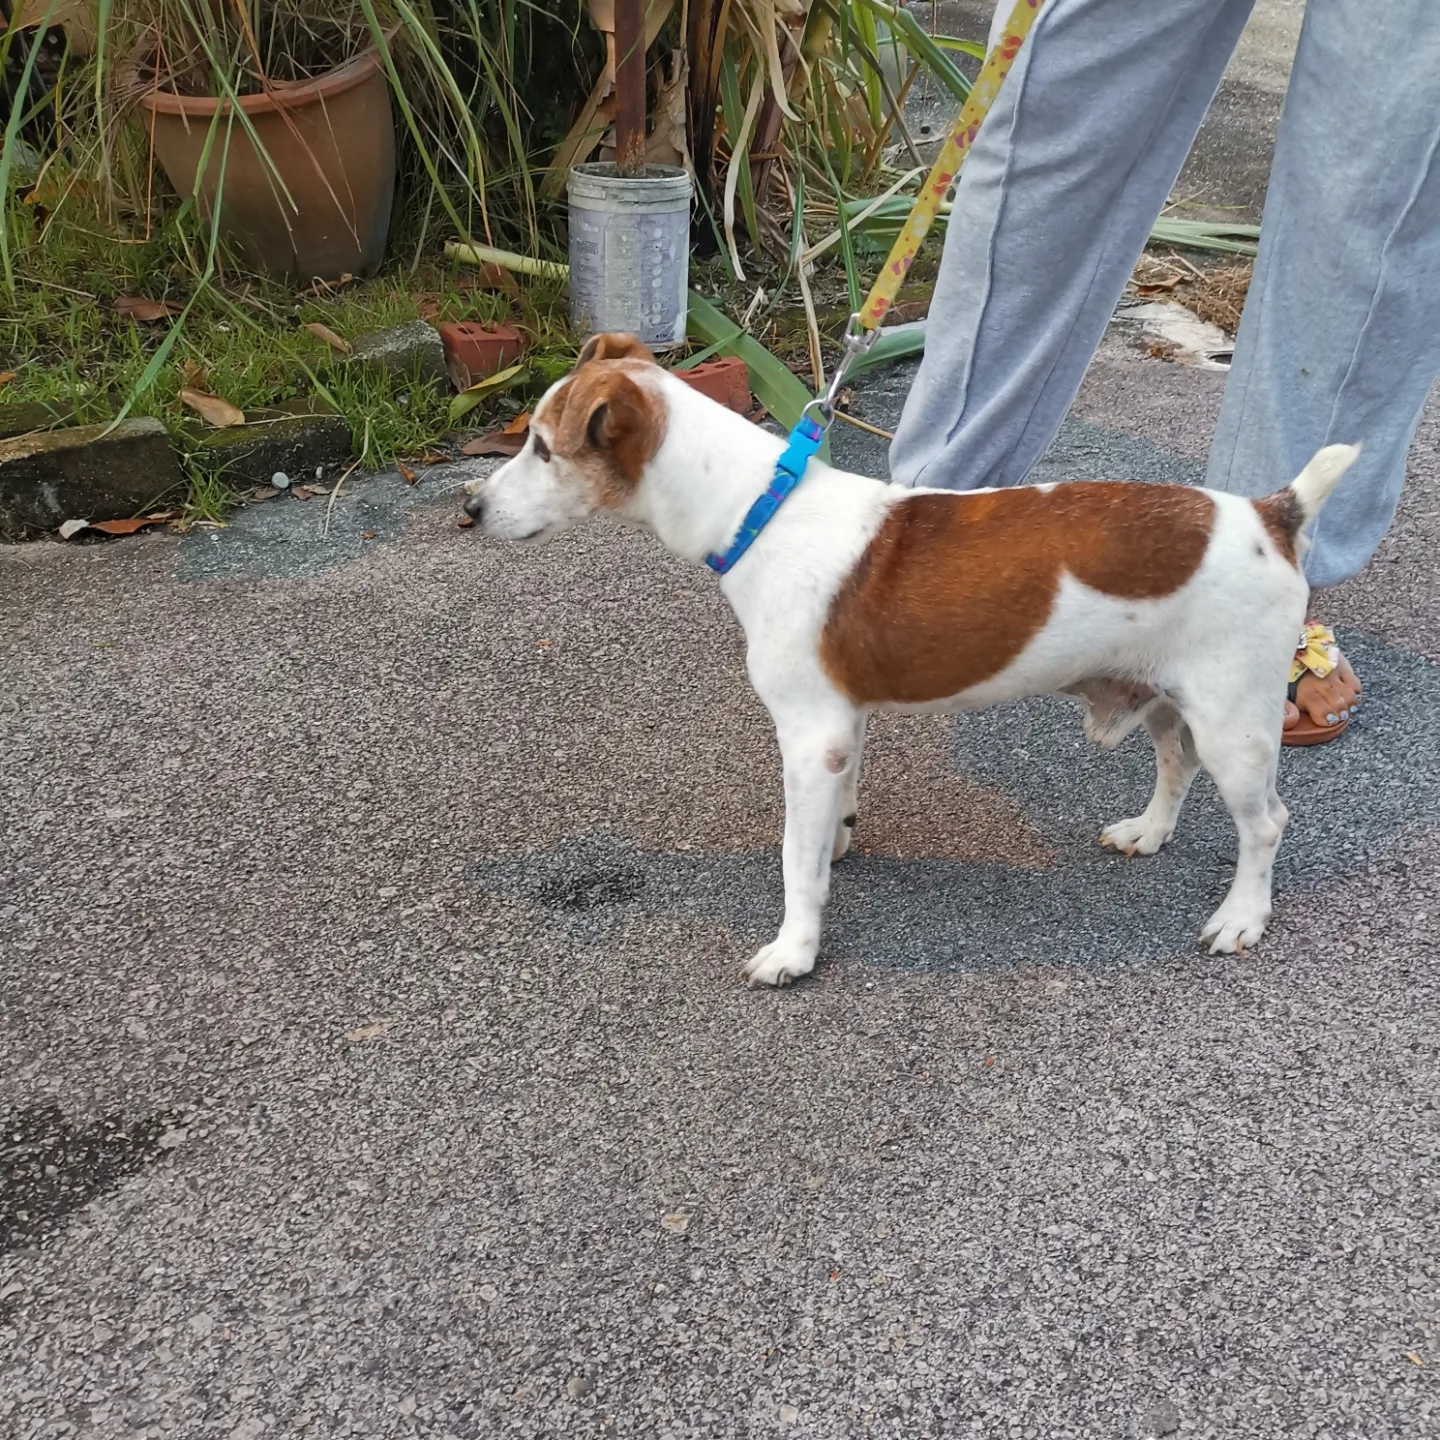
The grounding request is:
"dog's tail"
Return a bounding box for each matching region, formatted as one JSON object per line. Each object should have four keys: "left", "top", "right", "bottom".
{"left": 1289, "top": 442, "right": 1361, "bottom": 522}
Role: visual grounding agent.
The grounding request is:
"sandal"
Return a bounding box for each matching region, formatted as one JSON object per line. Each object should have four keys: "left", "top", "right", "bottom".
{"left": 1283, "top": 621, "right": 1361, "bottom": 747}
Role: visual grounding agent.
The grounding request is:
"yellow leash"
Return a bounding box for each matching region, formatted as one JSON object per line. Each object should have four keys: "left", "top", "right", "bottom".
{"left": 858, "top": 0, "right": 1043, "bottom": 330}
{"left": 808, "top": 0, "right": 1044, "bottom": 425}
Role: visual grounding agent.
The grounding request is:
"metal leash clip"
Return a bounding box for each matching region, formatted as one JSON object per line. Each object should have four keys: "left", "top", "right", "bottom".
{"left": 801, "top": 313, "right": 879, "bottom": 431}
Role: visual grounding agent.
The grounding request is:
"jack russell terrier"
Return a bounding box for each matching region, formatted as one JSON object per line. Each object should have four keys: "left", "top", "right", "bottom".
{"left": 463, "top": 333, "right": 1358, "bottom": 987}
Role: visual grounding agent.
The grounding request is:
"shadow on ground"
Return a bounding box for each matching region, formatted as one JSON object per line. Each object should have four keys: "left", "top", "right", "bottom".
{"left": 471, "top": 631, "right": 1437, "bottom": 972}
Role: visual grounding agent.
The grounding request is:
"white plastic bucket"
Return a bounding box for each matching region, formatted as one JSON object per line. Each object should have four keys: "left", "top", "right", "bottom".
{"left": 567, "top": 162, "right": 692, "bottom": 350}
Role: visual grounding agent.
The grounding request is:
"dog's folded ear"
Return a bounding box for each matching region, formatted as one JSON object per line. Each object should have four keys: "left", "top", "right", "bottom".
{"left": 576, "top": 333, "right": 656, "bottom": 369}
{"left": 580, "top": 371, "right": 665, "bottom": 484}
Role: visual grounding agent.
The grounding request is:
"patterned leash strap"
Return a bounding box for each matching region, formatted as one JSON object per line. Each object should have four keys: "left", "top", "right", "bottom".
{"left": 855, "top": 0, "right": 1044, "bottom": 332}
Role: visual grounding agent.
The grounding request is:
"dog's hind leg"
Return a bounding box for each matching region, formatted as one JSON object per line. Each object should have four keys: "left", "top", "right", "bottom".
{"left": 1181, "top": 689, "right": 1288, "bottom": 954}
{"left": 1100, "top": 699, "right": 1200, "bottom": 857}
{"left": 832, "top": 711, "right": 868, "bottom": 862}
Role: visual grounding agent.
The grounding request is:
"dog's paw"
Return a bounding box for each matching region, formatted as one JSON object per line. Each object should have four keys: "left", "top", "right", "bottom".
{"left": 831, "top": 812, "right": 857, "bottom": 863}
{"left": 741, "top": 938, "right": 817, "bottom": 989}
{"left": 1199, "top": 901, "right": 1270, "bottom": 954}
{"left": 1099, "top": 814, "right": 1173, "bottom": 857}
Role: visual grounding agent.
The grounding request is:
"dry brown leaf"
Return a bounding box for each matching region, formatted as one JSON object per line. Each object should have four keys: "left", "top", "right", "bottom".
{"left": 178, "top": 357, "right": 210, "bottom": 391}
{"left": 1135, "top": 280, "right": 1183, "bottom": 297}
{"left": 179, "top": 387, "right": 245, "bottom": 428}
{"left": 0, "top": 371, "right": 16, "bottom": 388}
{"left": 418, "top": 451, "right": 449, "bottom": 465}
{"left": 114, "top": 294, "right": 182, "bottom": 323}
{"left": 304, "top": 321, "right": 350, "bottom": 355}
{"left": 289, "top": 486, "right": 313, "bottom": 502}
{"left": 458, "top": 263, "right": 521, "bottom": 299}
{"left": 345, "top": 1018, "right": 393, "bottom": 1043}
{"left": 461, "top": 430, "right": 527, "bottom": 458}
{"left": 301, "top": 272, "right": 356, "bottom": 298}
{"left": 247, "top": 486, "right": 280, "bottom": 502}
{"left": 61, "top": 511, "right": 176, "bottom": 539}
{"left": 502, "top": 411, "right": 532, "bottom": 436}
{"left": 89, "top": 514, "right": 170, "bottom": 536}
{"left": 397, "top": 460, "right": 417, "bottom": 486}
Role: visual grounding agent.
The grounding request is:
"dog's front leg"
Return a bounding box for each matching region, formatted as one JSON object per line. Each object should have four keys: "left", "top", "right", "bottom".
{"left": 741, "top": 712, "right": 857, "bottom": 988}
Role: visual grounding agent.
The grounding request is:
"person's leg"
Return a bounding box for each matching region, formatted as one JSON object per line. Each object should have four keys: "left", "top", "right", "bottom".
{"left": 890, "top": 0, "right": 1256, "bottom": 491}
{"left": 1204, "top": 0, "right": 1440, "bottom": 740}
{"left": 1206, "top": 0, "right": 1440, "bottom": 588}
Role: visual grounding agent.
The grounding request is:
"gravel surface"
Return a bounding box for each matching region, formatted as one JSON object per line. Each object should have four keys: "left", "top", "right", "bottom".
{"left": 3, "top": 324, "right": 1437, "bottom": 1439}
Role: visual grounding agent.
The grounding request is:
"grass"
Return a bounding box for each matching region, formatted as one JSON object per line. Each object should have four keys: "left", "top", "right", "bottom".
{"left": 0, "top": 194, "right": 582, "bottom": 519}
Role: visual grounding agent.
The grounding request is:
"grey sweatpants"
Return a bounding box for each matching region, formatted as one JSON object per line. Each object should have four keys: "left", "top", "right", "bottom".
{"left": 889, "top": 0, "right": 1440, "bottom": 588}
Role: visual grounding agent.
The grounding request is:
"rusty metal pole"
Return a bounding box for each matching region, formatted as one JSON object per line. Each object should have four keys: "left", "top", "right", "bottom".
{"left": 613, "top": 0, "right": 647, "bottom": 177}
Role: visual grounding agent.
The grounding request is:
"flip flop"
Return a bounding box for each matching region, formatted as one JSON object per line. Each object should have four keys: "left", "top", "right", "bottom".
{"left": 1282, "top": 622, "right": 1356, "bottom": 747}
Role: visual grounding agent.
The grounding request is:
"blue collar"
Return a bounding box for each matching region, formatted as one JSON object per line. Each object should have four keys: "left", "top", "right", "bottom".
{"left": 704, "top": 416, "right": 825, "bottom": 575}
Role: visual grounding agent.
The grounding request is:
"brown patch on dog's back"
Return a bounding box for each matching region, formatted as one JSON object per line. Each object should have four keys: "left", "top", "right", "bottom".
{"left": 821, "top": 482, "right": 1215, "bottom": 706}
{"left": 1251, "top": 489, "right": 1304, "bottom": 566}
{"left": 535, "top": 359, "right": 666, "bottom": 505}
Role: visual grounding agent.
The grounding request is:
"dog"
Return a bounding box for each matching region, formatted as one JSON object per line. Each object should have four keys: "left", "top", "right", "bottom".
{"left": 463, "top": 333, "right": 1358, "bottom": 987}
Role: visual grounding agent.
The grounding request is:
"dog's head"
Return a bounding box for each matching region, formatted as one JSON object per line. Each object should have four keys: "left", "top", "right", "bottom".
{"left": 462, "top": 333, "right": 667, "bottom": 542}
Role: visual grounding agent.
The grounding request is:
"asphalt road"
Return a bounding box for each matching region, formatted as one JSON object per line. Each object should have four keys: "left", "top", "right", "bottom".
{"left": 2, "top": 6, "right": 1436, "bottom": 1429}
{"left": 3, "top": 325, "right": 1437, "bottom": 1440}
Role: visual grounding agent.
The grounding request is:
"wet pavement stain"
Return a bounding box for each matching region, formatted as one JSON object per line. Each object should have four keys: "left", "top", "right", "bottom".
{"left": 1, "top": 1104, "right": 178, "bottom": 1256}
{"left": 470, "top": 631, "right": 1437, "bottom": 973}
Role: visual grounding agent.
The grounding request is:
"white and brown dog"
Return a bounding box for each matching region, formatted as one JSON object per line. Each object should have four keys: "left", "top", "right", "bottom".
{"left": 464, "top": 334, "right": 1358, "bottom": 987}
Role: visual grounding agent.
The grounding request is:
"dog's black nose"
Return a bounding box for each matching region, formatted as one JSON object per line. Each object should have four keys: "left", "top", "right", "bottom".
{"left": 462, "top": 492, "right": 485, "bottom": 520}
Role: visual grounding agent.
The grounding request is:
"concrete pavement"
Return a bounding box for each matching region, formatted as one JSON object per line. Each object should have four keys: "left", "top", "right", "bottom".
{"left": 2, "top": 328, "right": 1438, "bottom": 1439}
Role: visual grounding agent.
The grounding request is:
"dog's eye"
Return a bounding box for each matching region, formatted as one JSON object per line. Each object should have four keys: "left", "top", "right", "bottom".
{"left": 532, "top": 433, "right": 551, "bottom": 462}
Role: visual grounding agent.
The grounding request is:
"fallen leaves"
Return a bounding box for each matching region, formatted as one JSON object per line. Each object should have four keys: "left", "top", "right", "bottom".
{"left": 345, "top": 1018, "right": 393, "bottom": 1043}
{"left": 448, "top": 363, "right": 528, "bottom": 425}
{"left": 246, "top": 483, "right": 328, "bottom": 503}
{"left": 458, "top": 263, "right": 521, "bottom": 299}
{"left": 0, "top": 371, "right": 16, "bottom": 388}
{"left": 462, "top": 410, "right": 531, "bottom": 457}
{"left": 178, "top": 357, "right": 210, "bottom": 391}
{"left": 304, "top": 321, "right": 351, "bottom": 354}
{"left": 301, "top": 272, "right": 356, "bottom": 298}
{"left": 59, "top": 510, "right": 179, "bottom": 540}
{"left": 180, "top": 387, "right": 245, "bottom": 428}
{"left": 114, "top": 294, "right": 182, "bottom": 323}
{"left": 397, "top": 460, "right": 417, "bottom": 485}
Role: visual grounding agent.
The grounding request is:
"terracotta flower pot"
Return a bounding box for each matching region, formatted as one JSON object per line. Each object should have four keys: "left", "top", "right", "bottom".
{"left": 137, "top": 45, "right": 396, "bottom": 282}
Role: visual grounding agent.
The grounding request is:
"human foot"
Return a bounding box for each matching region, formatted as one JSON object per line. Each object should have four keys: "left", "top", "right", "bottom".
{"left": 1283, "top": 621, "right": 1361, "bottom": 746}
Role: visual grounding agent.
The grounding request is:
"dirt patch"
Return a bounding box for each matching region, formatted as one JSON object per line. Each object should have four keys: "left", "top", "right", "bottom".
{"left": 1132, "top": 256, "right": 1254, "bottom": 335}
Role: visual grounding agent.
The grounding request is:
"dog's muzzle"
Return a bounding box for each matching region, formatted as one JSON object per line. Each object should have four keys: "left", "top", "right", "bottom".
{"left": 462, "top": 492, "right": 485, "bottom": 521}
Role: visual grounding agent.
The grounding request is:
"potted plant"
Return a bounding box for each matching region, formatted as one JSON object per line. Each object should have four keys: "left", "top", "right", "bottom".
{"left": 123, "top": 3, "right": 402, "bottom": 281}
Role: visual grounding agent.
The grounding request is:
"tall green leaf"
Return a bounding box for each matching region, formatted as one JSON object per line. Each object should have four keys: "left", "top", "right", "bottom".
{"left": 687, "top": 291, "right": 827, "bottom": 459}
